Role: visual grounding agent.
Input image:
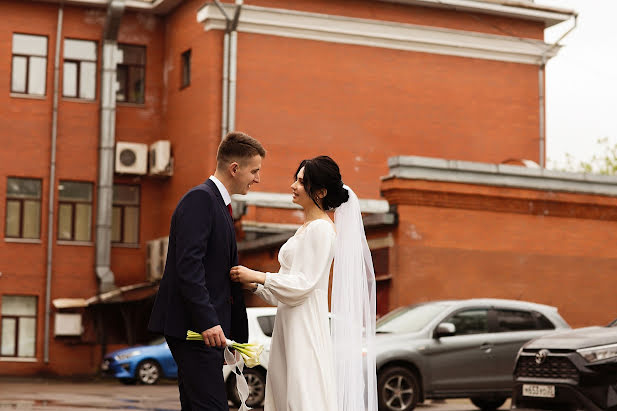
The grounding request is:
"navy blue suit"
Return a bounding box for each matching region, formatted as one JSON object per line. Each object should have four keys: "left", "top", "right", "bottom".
{"left": 149, "top": 179, "right": 248, "bottom": 410}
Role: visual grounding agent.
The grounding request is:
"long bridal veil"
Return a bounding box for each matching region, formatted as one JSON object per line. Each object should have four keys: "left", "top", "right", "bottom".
{"left": 332, "top": 185, "right": 377, "bottom": 411}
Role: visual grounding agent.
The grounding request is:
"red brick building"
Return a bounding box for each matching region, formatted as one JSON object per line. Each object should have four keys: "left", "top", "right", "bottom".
{"left": 0, "top": 0, "right": 577, "bottom": 376}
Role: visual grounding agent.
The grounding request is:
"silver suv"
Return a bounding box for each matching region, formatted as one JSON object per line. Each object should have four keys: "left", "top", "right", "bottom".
{"left": 375, "top": 298, "right": 570, "bottom": 411}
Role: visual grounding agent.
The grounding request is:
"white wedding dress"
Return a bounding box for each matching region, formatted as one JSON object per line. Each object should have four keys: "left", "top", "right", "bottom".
{"left": 254, "top": 219, "right": 338, "bottom": 411}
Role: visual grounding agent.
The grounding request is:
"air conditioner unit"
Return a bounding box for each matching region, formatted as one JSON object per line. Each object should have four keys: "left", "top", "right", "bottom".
{"left": 146, "top": 236, "right": 169, "bottom": 282}
{"left": 115, "top": 142, "right": 148, "bottom": 175}
{"left": 149, "top": 140, "right": 173, "bottom": 176}
{"left": 54, "top": 313, "right": 83, "bottom": 336}
{"left": 146, "top": 239, "right": 161, "bottom": 282}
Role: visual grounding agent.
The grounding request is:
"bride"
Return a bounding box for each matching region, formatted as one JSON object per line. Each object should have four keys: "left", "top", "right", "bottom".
{"left": 230, "top": 155, "right": 377, "bottom": 411}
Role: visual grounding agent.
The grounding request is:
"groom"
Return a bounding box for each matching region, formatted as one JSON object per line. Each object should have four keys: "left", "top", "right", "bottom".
{"left": 149, "top": 131, "right": 266, "bottom": 410}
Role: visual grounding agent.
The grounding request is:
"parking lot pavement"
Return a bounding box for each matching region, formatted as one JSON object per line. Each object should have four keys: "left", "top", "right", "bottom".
{"left": 0, "top": 378, "right": 509, "bottom": 411}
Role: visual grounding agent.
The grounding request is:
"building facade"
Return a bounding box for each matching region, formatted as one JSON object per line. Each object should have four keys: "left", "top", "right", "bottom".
{"left": 0, "top": 0, "right": 575, "bottom": 375}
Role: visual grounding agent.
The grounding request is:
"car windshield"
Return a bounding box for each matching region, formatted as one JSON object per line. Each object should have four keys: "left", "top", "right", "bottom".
{"left": 376, "top": 302, "right": 453, "bottom": 334}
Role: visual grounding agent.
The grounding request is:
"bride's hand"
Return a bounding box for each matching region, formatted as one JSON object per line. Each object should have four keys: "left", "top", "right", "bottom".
{"left": 230, "top": 265, "right": 265, "bottom": 285}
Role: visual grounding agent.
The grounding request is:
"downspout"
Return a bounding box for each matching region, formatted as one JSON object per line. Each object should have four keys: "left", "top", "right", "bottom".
{"left": 96, "top": 0, "right": 125, "bottom": 293}
{"left": 214, "top": 0, "right": 242, "bottom": 139}
{"left": 539, "top": 14, "right": 578, "bottom": 168}
{"left": 44, "top": 2, "right": 63, "bottom": 364}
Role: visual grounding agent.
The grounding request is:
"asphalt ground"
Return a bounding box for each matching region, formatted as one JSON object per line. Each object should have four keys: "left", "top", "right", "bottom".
{"left": 0, "top": 377, "right": 510, "bottom": 410}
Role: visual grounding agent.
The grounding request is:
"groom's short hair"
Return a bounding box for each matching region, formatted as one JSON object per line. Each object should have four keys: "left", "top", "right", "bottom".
{"left": 216, "top": 131, "right": 266, "bottom": 168}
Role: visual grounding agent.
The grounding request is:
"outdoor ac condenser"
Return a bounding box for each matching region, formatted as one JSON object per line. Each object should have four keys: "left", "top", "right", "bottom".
{"left": 115, "top": 142, "right": 148, "bottom": 175}
{"left": 149, "top": 140, "right": 173, "bottom": 176}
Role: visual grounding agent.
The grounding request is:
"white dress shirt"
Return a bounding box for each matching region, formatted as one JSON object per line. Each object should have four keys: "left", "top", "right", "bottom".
{"left": 209, "top": 175, "right": 231, "bottom": 206}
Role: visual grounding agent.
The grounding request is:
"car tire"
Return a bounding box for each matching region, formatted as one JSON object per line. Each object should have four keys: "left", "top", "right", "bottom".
{"left": 227, "top": 368, "right": 267, "bottom": 408}
{"left": 378, "top": 366, "right": 420, "bottom": 411}
{"left": 136, "top": 359, "right": 162, "bottom": 385}
{"left": 470, "top": 396, "right": 507, "bottom": 411}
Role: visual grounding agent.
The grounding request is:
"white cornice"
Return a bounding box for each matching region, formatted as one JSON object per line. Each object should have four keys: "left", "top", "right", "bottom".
{"left": 232, "top": 191, "right": 390, "bottom": 213}
{"left": 197, "top": 3, "right": 559, "bottom": 65}
{"left": 378, "top": 0, "right": 575, "bottom": 28}
{"left": 386, "top": 156, "right": 617, "bottom": 197}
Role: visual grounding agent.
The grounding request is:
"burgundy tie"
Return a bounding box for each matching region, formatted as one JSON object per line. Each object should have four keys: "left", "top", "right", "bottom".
{"left": 227, "top": 203, "right": 233, "bottom": 218}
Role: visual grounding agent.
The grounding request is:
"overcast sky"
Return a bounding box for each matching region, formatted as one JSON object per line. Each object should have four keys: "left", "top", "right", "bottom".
{"left": 535, "top": 0, "right": 617, "bottom": 169}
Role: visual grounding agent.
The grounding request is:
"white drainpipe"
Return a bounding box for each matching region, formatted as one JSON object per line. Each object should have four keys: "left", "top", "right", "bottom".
{"left": 214, "top": 0, "right": 242, "bottom": 139}
{"left": 539, "top": 14, "right": 578, "bottom": 168}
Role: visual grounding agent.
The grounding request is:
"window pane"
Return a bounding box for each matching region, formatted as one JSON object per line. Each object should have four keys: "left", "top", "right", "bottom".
{"left": 116, "top": 66, "right": 127, "bottom": 102}
{"left": 63, "top": 61, "right": 77, "bottom": 97}
{"left": 80, "top": 62, "right": 96, "bottom": 99}
{"left": 7, "top": 178, "right": 41, "bottom": 199}
{"left": 28, "top": 56, "right": 46, "bottom": 95}
{"left": 496, "top": 310, "right": 538, "bottom": 332}
{"left": 447, "top": 309, "right": 489, "bottom": 335}
{"left": 18, "top": 317, "right": 36, "bottom": 357}
{"left": 123, "top": 206, "right": 139, "bottom": 243}
{"left": 58, "top": 203, "right": 73, "bottom": 240}
{"left": 74, "top": 204, "right": 92, "bottom": 242}
{"left": 22, "top": 200, "right": 41, "bottom": 239}
{"left": 118, "top": 44, "right": 145, "bottom": 65}
{"left": 1, "top": 318, "right": 16, "bottom": 356}
{"left": 64, "top": 39, "right": 96, "bottom": 60}
{"left": 128, "top": 66, "right": 145, "bottom": 104}
{"left": 113, "top": 185, "right": 139, "bottom": 205}
{"left": 59, "top": 181, "right": 92, "bottom": 201}
{"left": 112, "top": 207, "right": 122, "bottom": 242}
{"left": 11, "top": 56, "right": 27, "bottom": 93}
{"left": 13, "top": 34, "right": 47, "bottom": 56}
{"left": 2, "top": 296, "right": 37, "bottom": 316}
{"left": 5, "top": 200, "right": 21, "bottom": 237}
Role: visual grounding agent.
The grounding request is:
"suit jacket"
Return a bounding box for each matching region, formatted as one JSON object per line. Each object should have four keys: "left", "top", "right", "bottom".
{"left": 148, "top": 179, "right": 248, "bottom": 343}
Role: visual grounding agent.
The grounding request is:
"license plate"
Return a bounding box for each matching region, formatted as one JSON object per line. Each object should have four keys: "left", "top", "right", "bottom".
{"left": 523, "top": 384, "right": 555, "bottom": 398}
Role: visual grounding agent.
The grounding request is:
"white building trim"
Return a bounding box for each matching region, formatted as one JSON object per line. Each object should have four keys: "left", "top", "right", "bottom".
{"left": 232, "top": 191, "right": 390, "bottom": 213}
{"left": 379, "top": 0, "right": 575, "bottom": 28}
{"left": 197, "top": 3, "right": 561, "bottom": 65}
{"left": 386, "top": 156, "right": 617, "bottom": 197}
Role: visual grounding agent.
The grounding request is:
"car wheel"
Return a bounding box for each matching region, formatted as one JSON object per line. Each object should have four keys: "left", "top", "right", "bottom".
{"left": 136, "top": 360, "right": 161, "bottom": 385}
{"left": 227, "top": 368, "right": 267, "bottom": 408}
{"left": 470, "top": 396, "right": 507, "bottom": 410}
{"left": 378, "top": 366, "right": 419, "bottom": 411}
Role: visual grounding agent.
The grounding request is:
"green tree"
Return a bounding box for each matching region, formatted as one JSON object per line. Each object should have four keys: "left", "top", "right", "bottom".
{"left": 550, "top": 137, "right": 617, "bottom": 175}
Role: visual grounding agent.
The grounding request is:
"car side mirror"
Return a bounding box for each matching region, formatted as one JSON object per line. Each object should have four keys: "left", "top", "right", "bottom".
{"left": 434, "top": 322, "right": 456, "bottom": 339}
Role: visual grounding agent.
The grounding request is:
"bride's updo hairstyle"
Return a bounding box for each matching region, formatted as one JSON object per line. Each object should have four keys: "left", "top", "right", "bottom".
{"left": 294, "top": 155, "right": 349, "bottom": 210}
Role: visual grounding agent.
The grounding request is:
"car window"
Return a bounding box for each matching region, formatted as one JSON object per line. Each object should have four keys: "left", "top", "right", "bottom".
{"left": 376, "top": 303, "right": 452, "bottom": 333}
{"left": 609, "top": 318, "right": 617, "bottom": 327}
{"left": 444, "top": 309, "right": 489, "bottom": 335}
{"left": 257, "top": 315, "right": 276, "bottom": 337}
{"left": 495, "top": 309, "right": 554, "bottom": 332}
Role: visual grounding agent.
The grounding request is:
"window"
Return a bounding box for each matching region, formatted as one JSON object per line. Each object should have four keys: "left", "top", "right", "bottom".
{"left": 1, "top": 295, "right": 37, "bottom": 358}
{"left": 63, "top": 39, "right": 97, "bottom": 100}
{"left": 116, "top": 44, "right": 146, "bottom": 104}
{"left": 495, "top": 309, "right": 555, "bottom": 332}
{"left": 181, "top": 49, "right": 191, "bottom": 88}
{"left": 257, "top": 315, "right": 276, "bottom": 337}
{"left": 112, "top": 184, "right": 140, "bottom": 244}
{"left": 5, "top": 177, "right": 42, "bottom": 239}
{"left": 445, "top": 309, "right": 489, "bottom": 335}
{"left": 11, "top": 33, "right": 48, "bottom": 95}
{"left": 57, "top": 181, "right": 93, "bottom": 242}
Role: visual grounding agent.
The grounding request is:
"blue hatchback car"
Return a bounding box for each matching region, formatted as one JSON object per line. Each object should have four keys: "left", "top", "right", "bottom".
{"left": 101, "top": 336, "right": 177, "bottom": 385}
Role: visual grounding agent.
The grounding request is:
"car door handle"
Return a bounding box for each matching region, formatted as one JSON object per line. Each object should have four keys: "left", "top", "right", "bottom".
{"left": 480, "top": 342, "right": 493, "bottom": 353}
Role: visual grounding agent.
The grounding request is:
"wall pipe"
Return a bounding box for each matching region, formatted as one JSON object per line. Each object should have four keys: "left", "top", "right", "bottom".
{"left": 538, "top": 14, "right": 578, "bottom": 168}
{"left": 214, "top": 0, "right": 242, "bottom": 139}
{"left": 96, "top": 0, "right": 125, "bottom": 293}
{"left": 44, "top": 2, "right": 64, "bottom": 364}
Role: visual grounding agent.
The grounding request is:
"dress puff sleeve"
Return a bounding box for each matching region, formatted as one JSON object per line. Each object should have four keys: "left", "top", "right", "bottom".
{"left": 253, "top": 283, "right": 279, "bottom": 306}
{"left": 262, "top": 220, "right": 335, "bottom": 307}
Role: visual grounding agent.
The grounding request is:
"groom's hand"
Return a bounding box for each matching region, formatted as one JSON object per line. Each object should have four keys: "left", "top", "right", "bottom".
{"left": 201, "top": 325, "right": 226, "bottom": 348}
